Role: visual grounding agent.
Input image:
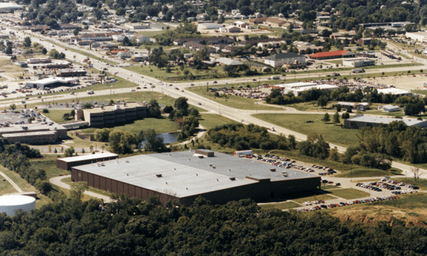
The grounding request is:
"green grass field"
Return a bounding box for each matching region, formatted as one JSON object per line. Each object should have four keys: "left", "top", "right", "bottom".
{"left": 259, "top": 201, "right": 301, "bottom": 210}
{"left": 123, "top": 64, "right": 227, "bottom": 82}
{"left": 335, "top": 168, "right": 402, "bottom": 178}
{"left": 0, "top": 177, "right": 18, "bottom": 195}
{"left": 31, "top": 91, "right": 205, "bottom": 112}
{"left": 62, "top": 177, "right": 114, "bottom": 198}
{"left": 30, "top": 156, "right": 69, "bottom": 179}
{"left": 199, "top": 114, "right": 239, "bottom": 130}
{"left": 0, "top": 58, "right": 25, "bottom": 72}
{"left": 42, "top": 109, "right": 74, "bottom": 123}
{"left": 252, "top": 113, "right": 359, "bottom": 147}
{"left": 325, "top": 188, "right": 370, "bottom": 200}
{"left": 189, "top": 87, "right": 280, "bottom": 111}
{"left": 82, "top": 116, "right": 179, "bottom": 134}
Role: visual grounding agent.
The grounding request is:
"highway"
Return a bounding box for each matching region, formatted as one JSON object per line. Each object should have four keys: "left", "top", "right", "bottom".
{"left": 2, "top": 26, "right": 427, "bottom": 178}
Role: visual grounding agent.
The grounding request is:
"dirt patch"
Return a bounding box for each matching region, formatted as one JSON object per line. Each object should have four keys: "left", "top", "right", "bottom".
{"left": 329, "top": 206, "right": 427, "bottom": 227}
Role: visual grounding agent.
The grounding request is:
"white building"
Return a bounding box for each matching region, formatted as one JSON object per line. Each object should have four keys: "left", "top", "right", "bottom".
{"left": 264, "top": 52, "right": 306, "bottom": 68}
{"left": 271, "top": 82, "right": 339, "bottom": 96}
{"left": 343, "top": 58, "right": 376, "bottom": 67}
{"left": 406, "top": 32, "right": 427, "bottom": 43}
{"left": 198, "top": 23, "right": 224, "bottom": 30}
{"left": 377, "top": 88, "right": 412, "bottom": 96}
{"left": 383, "top": 105, "right": 400, "bottom": 112}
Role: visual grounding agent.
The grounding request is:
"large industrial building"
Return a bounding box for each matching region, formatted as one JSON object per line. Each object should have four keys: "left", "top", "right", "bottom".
{"left": 271, "top": 82, "right": 339, "bottom": 96}
{"left": 71, "top": 150, "right": 321, "bottom": 205}
{"left": 57, "top": 152, "right": 118, "bottom": 171}
{"left": 76, "top": 102, "right": 150, "bottom": 127}
{"left": 344, "top": 115, "right": 427, "bottom": 129}
{"left": 0, "top": 124, "right": 67, "bottom": 144}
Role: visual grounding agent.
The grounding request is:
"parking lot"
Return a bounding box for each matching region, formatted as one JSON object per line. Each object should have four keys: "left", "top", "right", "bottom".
{"left": 0, "top": 110, "right": 42, "bottom": 126}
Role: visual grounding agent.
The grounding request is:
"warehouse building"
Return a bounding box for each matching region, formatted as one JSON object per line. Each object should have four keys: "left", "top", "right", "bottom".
{"left": 309, "top": 50, "right": 355, "bottom": 60}
{"left": 76, "top": 102, "right": 150, "bottom": 127}
{"left": 344, "top": 115, "right": 427, "bottom": 129}
{"left": 71, "top": 150, "right": 321, "bottom": 205}
{"left": 377, "top": 88, "right": 412, "bottom": 96}
{"left": 25, "top": 77, "right": 79, "bottom": 90}
{"left": 271, "top": 82, "right": 339, "bottom": 96}
{"left": 0, "top": 124, "right": 67, "bottom": 144}
{"left": 57, "top": 152, "right": 118, "bottom": 171}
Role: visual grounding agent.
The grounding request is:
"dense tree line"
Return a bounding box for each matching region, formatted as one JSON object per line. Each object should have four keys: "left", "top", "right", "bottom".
{"left": 208, "top": 123, "right": 296, "bottom": 150}
{"left": 346, "top": 120, "right": 427, "bottom": 164}
{"left": 1, "top": 195, "right": 427, "bottom": 255}
{"left": 267, "top": 87, "right": 427, "bottom": 114}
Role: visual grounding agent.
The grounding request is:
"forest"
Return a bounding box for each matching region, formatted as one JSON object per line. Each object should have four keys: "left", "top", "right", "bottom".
{"left": 351, "top": 121, "right": 427, "bottom": 164}
{"left": 18, "top": 0, "right": 427, "bottom": 30}
{"left": 266, "top": 86, "right": 427, "bottom": 115}
{"left": 1, "top": 195, "right": 427, "bottom": 255}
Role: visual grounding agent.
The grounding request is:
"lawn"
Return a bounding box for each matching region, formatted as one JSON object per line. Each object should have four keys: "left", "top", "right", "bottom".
{"left": 30, "top": 156, "right": 69, "bottom": 179}
{"left": 0, "top": 178, "right": 18, "bottom": 195}
{"left": 252, "top": 113, "right": 359, "bottom": 147}
{"left": 123, "top": 64, "right": 227, "bottom": 82}
{"left": 259, "top": 201, "right": 301, "bottom": 210}
{"left": 32, "top": 91, "right": 205, "bottom": 112}
{"left": 335, "top": 168, "right": 402, "bottom": 178}
{"left": 0, "top": 58, "right": 25, "bottom": 72}
{"left": 42, "top": 109, "right": 74, "bottom": 123}
{"left": 286, "top": 101, "right": 338, "bottom": 111}
{"left": 366, "top": 110, "right": 405, "bottom": 117}
{"left": 82, "top": 116, "right": 179, "bottom": 134}
{"left": 199, "top": 114, "right": 239, "bottom": 130}
{"left": 189, "top": 87, "right": 280, "bottom": 111}
{"left": 325, "top": 188, "right": 370, "bottom": 200}
{"left": 62, "top": 177, "right": 114, "bottom": 198}
{"left": 413, "top": 90, "right": 427, "bottom": 96}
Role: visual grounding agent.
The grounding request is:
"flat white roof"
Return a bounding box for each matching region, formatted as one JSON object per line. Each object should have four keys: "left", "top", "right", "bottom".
{"left": 347, "top": 115, "right": 427, "bottom": 126}
{"left": 377, "top": 88, "right": 411, "bottom": 95}
{"left": 73, "top": 151, "right": 316, "bottom": 198}
{"left": 58, "top": 152, "right": 118, "bottom": 163}
{"left": 0, "top": 195, "right": 35, "bottom": 206}
{"left": 27, "top": 77, "right": 78, "bottom": 85}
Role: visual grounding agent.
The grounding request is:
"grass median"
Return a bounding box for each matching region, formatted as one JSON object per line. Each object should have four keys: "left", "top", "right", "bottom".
{"left": 188, "top": 86, "right": 280, "bottom": 110}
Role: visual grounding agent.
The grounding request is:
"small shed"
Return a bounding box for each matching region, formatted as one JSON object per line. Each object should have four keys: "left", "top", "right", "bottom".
{"left": 383, "top": 105, "right": 400, "bottom": 112}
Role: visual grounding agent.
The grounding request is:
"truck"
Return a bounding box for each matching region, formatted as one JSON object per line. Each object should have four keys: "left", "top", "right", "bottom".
{"left": 234, "top": 150, "right": 253, "bottom": 157}
{"left": 87, "top": 90, "right": 94, "bottom": 94}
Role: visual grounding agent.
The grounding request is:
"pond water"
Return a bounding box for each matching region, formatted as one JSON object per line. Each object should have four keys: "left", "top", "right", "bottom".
{"left": 140, "top": 132, "right": 179, "bottom": 147}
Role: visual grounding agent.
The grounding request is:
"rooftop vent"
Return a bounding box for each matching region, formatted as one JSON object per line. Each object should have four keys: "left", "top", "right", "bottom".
{"left": 217, "top": 179, "right": 219, "bottom": 182}
{"left": 174, "top": 168, "right": 176, "bottom": 170}
{"left": 196, "top": 173, "right": 198, "bottom": 176}
{"left": 126, "top": 161, "right": 129, "bottom": 163}
{"left": 186, "top": 187, "right": 188, "bottom": 190}
{"left": 198, "top": 156, "right": 204, "bottom": 159}
{"left": 156, "top": 174, "right": 162, "bottom": 178}
{"left": 229, "top": 177, "right": 236, "bottom": 181}
{"left": 270, "top": 168, "right": 276, "bottom": 172}
{"left": 228, "top": 169, "right": 231, "bottom": 172}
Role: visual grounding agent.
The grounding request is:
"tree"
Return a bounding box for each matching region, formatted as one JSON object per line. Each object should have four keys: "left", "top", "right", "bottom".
{"left": 23, "top": 37, "right": 31, "bottom": 48}
{"left": 143, "top": 129, "right": 167, "bottom": 152}
{"left": 342, "top": 112, "right": 350, "bottom": 120}
{"left": 174, "top": 97, "right": 189, "bottom": 115}
{"left": 322, "top": 113, "right": 330, "bottom": 123}
{"left": 73, "top": 27, "right": 82, "bottom": 36}
{"left": 64, "top": 147, "right": 75, "bottom": 157}
{"left": 411, "top": 167, "right": 420, "bottom": 182}
{"left": 317, "top": 95, "right": 328, "bottom": 108}
{"left": 70, "top": 181, "right": 88, "bottom": 200}
{"left": 94, "top": 128, "right": 110, "bottom": 142}
{"left": 5, "top": 45, "right": 12, "bottom": 54}
{"left": 333, "top": 112, "right": 340, "bottom": 125}
{"left": 9, "top": 104, "right": 16, "bottom": 110}
{"left": 109, "top": 129, "right": 136, "bottom": 154}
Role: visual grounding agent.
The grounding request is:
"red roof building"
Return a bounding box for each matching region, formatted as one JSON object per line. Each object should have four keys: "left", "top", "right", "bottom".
{"left": 309, "top": 50, "right": 355, "bottom": 60}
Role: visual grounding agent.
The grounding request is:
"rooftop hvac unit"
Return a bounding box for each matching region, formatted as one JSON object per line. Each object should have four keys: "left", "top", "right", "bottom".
{"left": 229, "top": 177, "right": 236, "bottom": 181}
{"left": 156, "top": 174, "right": 162, "bottom": 178}
{"left": 282, "top": 171, "right": 288, "bottom": 177}
{"left": 270, "top": 168, "right": 276, "bottom": 172}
